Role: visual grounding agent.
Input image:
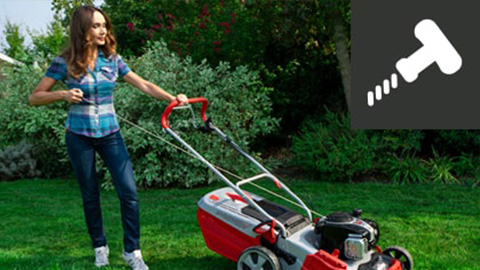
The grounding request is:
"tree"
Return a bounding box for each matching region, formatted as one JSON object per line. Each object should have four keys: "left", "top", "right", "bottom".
{"left": 2, "top": 20, "right": 27, "bottom": 59}
{"left": 30, "top": 21, "right": 68, "bottom": 58}
{"left": 51, "top": 0, "right": 94, "bottom": 28}
{"left": 275, "top": 0, "right": 351, "bottom": 112}
{"left": 318, "top": 0, "right": 351, "bottom": 112}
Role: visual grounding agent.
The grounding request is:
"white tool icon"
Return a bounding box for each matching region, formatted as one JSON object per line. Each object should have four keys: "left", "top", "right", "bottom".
{"left": 367, "top": 19, "right": 462, "bottom": 107}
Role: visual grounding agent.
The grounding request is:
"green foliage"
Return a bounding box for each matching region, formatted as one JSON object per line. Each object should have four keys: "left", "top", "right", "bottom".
{"left": 292, "top": 111, "right": 479, "bottom": 184}
{"left": 291, "top": 111, "right": 377, "bottom": 181}
{"left": 292, "top": 112, "right": 430, "bottom": 183}
{"left": 431, "top": 130, "right": 480, "bottom": 156}
{"left": 102, "top": 0, "right": 348, "bottom": 133}
{"left": 0, "top": 41, "right": 277, "bottom": 186}
{"left": 375, "top": 130, "right": 424, "bottom": 154}
{"left": 30, "top": 21, "right": 68, "bottom": 58}
{"left": 2, "top": 20, "right": 27, "bottom": 59}
{"left": 377, "top": 131, "right": 429, "bottom": 184}
{"left": 0, "top": 141, "right": 41, "bottom": 180}
{"left": 423, "top": 149, "right": 458, "bottom": 184}
{"left": 0, "top": 63, "right": 71, "bottom": 178}
{"left": 102, "top": 0, "right": 350, "bottom": 63}
{"left": 51, "top": 0, "right": 94, "bottom": 28}
{"left": 112, "top": 41, "right": 278, "bottom": 187}
{"left": 1, "top": 19, "right": 56, "bottom": 67}
{"left": 104, "top": 0, "right": 269, "bottom": 63}
{"left": 260, "top": 48, "right": 342, "bottom": 135}
{"left": 452, "top": 152, "right": 479, "bottom": 180}
{"left": 385, "top": 154, "right": 429, "bottom": 184}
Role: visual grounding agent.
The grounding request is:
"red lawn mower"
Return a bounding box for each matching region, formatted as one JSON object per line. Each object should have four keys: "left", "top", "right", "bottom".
{"left": 161, "top": 98, "right": 413, "bottom": 270}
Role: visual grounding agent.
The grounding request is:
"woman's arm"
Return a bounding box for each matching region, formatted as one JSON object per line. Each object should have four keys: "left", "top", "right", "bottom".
{"left": 122, "top": 71, "right": 188, "bottom": 105}
{"left": 29, "top": 77, "right": 83, "bottom": 106}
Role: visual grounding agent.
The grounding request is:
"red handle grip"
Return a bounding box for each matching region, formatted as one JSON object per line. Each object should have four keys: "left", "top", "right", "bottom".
{"left": 161, "top": 97, "right": 209, "bottom": 129}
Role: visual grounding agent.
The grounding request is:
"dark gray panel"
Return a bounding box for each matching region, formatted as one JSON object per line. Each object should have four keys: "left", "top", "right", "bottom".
{"left": 351, "top": 0, "right": 477, "bottom": 129}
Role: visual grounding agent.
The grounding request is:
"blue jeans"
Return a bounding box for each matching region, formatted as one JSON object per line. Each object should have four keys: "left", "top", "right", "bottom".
{"left": 65, "top": 131, "right": 140, "bottom": 252}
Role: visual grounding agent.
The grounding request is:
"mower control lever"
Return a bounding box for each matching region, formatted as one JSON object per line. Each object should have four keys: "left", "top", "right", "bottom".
{"left": 161, "top": 97, "right": 209, "bottom": 129}
{"left": 253, "top": 219, "right": 278, "bottom": 244}
{"left": 197, "top": 117, "right": 214, "bottom": 133}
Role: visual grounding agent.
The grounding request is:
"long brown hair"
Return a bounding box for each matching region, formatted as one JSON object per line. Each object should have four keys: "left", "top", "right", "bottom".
{"left": 61, "top": 6, "right": 117, "bottom": 78}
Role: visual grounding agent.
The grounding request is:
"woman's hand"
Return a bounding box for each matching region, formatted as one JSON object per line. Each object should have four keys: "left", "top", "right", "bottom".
{"left": 175, "top": 94, "right": 188, "bottom": 106}
{"left": 30, "top": 77, "right": 84, "bottom": 106}
{"left": 64, "top": 89, "right": 84, "bottom": 103}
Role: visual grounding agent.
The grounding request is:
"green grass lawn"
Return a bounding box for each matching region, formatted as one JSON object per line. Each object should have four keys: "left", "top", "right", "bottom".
{"left": 0, "top": 179, "right": 479, "bottom": 270}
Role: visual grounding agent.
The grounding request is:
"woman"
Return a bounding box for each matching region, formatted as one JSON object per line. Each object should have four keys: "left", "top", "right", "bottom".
{"left": 29, "top": 6, "right": 187, "bottom": 270}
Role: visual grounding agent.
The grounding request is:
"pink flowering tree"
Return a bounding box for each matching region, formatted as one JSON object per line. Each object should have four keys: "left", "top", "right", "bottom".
{"left": 103, "top": 0, "right": 351, "bottom": 134}
{"left": 103, "top": 0, "right": 272, "bottom": 64}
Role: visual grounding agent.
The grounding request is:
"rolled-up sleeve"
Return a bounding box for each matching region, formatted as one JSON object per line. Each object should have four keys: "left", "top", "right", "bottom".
{"left": 45, "top": 57, "right": 68, "bottom": 81}
{"left": 117, "top": 55, "right": 131, "bottom": 78}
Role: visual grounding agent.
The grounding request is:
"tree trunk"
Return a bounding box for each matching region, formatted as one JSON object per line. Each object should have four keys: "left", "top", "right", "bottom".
{"left": 332, "top": 16, "right": 351, "bottom": 112}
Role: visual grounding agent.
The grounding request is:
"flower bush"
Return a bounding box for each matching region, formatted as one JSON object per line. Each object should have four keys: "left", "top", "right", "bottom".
{"left": 104, "top": 0, "right": 268, "bottom": 66}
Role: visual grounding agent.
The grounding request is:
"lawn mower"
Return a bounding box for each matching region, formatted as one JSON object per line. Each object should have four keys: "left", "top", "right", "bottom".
{"left": 161, "top": 98, "right": 413, "bottom": 270}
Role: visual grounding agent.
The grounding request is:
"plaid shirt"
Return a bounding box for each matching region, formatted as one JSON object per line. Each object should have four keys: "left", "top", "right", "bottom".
{"left": 45, "top": 50, "right": 131, "bottom": 138}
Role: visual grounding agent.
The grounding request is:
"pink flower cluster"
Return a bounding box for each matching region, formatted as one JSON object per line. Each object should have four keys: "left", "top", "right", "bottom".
{"left": 127, "top": 22, "right": 134, "bottom": 31}
{"left": 197, "top": 4, "right": 210, "bottom": 30}
{"left": 218, "top": 13, "right": 236, "bottom": 34}
{"left": 125, "top": 0, "right": 242, "bottom": 55}
{"left": 218, "top": 22, "right": 231, "bottom": 34}
{"left": 213, "top": 40, "right": 220, "bottom": 53}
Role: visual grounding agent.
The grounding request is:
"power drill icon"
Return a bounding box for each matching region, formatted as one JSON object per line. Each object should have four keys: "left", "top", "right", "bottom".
{"left": 367, "top": 19, "right": 463, "bottom": 107}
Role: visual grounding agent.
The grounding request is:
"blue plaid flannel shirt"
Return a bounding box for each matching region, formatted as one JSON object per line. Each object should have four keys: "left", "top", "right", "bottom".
{"left": 45, "top": 50, "right": 131, "bottom": 138}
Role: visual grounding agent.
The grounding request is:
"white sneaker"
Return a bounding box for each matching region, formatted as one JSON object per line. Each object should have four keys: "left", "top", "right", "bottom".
{"left": 94, "top": 245, "right": 109, "bottom": 267}
{"left": 123, "top": 250, "right": 149, "bottom": 270}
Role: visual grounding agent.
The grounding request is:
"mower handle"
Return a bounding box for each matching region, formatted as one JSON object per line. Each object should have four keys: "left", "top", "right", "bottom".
{"left": 161, "top": 97, "right": 209, "bottom": 129}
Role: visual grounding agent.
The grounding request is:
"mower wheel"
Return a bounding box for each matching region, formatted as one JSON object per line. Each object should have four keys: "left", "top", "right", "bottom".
{"left": 383, "top": 246, "right": 413, "bottom": 270}
{"left": 237, "top": 246, "right": 281, "bottom": 270}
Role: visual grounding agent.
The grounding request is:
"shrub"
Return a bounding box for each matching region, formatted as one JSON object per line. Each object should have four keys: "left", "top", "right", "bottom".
{"left": 292, "top": 111, "right": 426, "bottom": 182}
{"left": 384, "top": 154, "right": 429, "bottom": 184}
{"left": 374, "top": 130, "right": 424, "bottom": 155}
{"left": 291, "top": 111, "right": 378, "bottom": 181}
{"left": 0, "top": 141, "right": 41, "bottom": 180}
{"left": 421, "top": 149, "right": 458, "bottom": 184}
{"left": 431, "top": 130, "right": 480, "bottom": 156}
{"left": 452, "top": 152, "right": 478, "bottom": 179}
{"left": 0, "top": 41, "right": 278, "bottom": 187}
{"left": 112, "top": 41, "right": 278, "bottom": 187}
{"left": 0, "top": 61, "right": 70, "bottom": 178}
{"left": 291, "top": 110, "right": 480, "bottom": 184}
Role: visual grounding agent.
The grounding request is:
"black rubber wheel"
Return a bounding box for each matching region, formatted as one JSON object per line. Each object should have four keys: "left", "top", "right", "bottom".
{"left": 237, "top": 246, "right": 281, "bottom": 270}
{"left": 383, "top": 246, "right": 414, "bottom": 270}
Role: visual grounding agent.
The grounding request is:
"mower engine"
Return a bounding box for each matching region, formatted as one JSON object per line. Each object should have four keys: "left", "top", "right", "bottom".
{"left": 315, "top": 210, "right": 380, "bottom": 261}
